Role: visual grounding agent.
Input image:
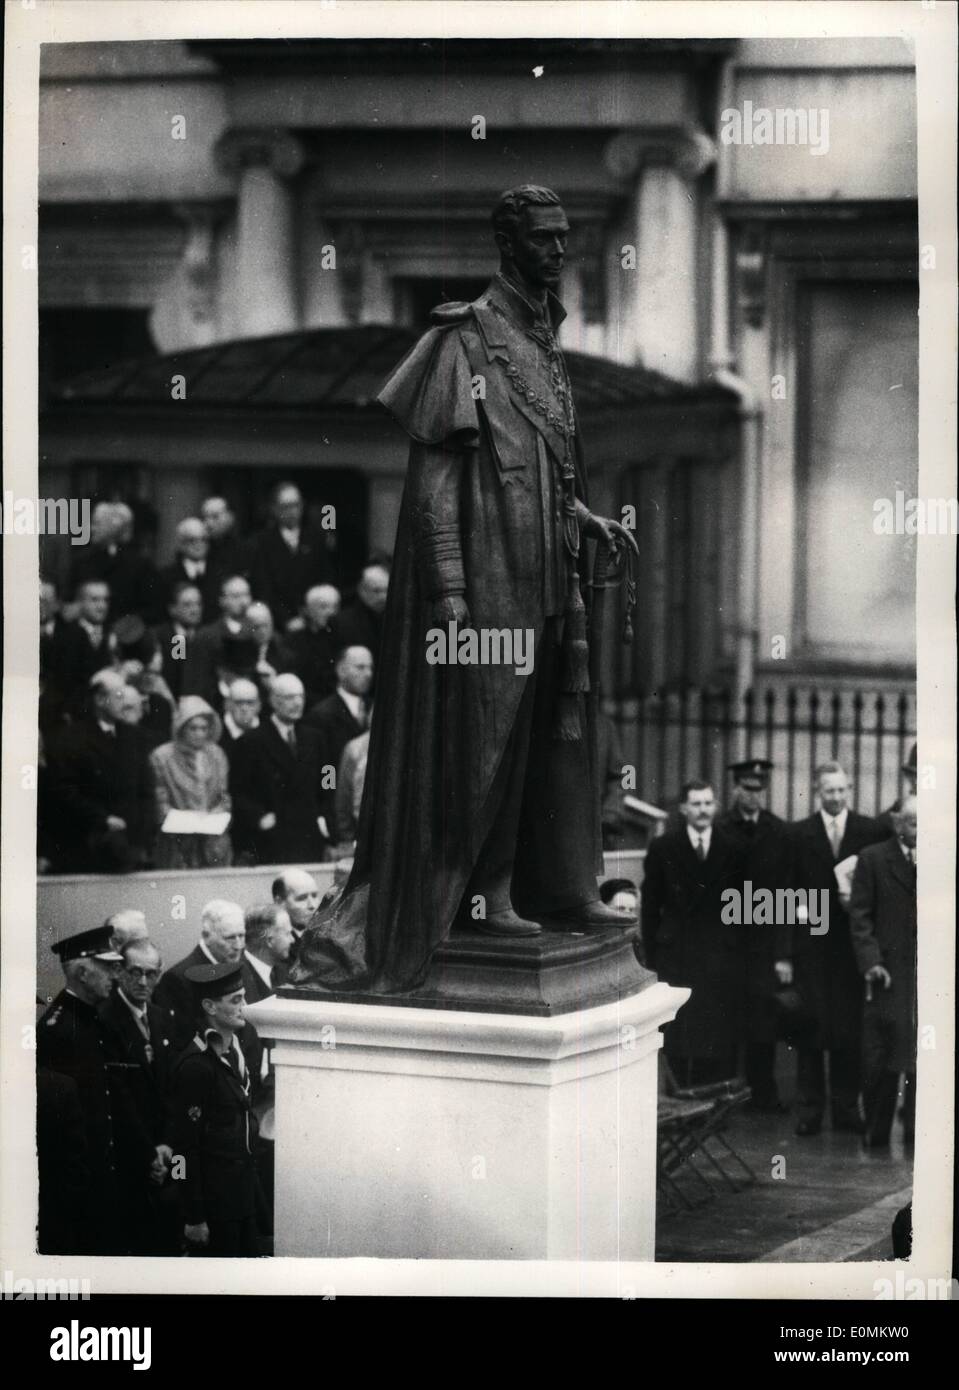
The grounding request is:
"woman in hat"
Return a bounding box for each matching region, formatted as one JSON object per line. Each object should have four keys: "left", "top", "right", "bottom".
{"left": 149, "top": 696, "right": 233, "bottom": 868}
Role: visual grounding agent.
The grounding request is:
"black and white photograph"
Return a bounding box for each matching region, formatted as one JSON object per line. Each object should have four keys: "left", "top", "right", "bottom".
{"left": 1, "top": 0, "right": 955, "bottom": 1333}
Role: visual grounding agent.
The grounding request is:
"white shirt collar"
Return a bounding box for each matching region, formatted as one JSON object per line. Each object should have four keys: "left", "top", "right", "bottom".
{"left": 820, "top": 806, "right": 848, "bottom": 835}
{"left": 224, "top": 711, "right": 257, "bottom": 739}
{"left": 337, "top": 687, "right": 364, "bottom": 722}
{"left": 687, "top": 824, "right": 712, "bottom": 852}
{"left": 271, "top": 712, "right": 296, "bottom": 740}
{"left": 97, "top": 720, "right": 116, "bottom": 736}
{"left": 244, "top": 950, "right": 273, "bottom": 988}
{"left": 118, "top": 987, "right": 146, "bottom": 1020}
{"left": 224, "top": 616, "right": 242, "bottom": 634}
{"left": 198, "top": 939, "right": 218, "bottom": 965}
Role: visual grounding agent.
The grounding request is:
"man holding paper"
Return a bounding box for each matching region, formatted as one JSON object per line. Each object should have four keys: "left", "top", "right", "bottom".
{"left": 790, "top": 762, "right": 886, "bottom": 1137}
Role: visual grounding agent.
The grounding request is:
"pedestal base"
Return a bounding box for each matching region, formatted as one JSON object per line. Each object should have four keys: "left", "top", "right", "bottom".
{"left": 247, "top": 980, "right": 689, "bottom": 1260}
{"left": 281, "top": 924, "right": 651, "bottom": 1016}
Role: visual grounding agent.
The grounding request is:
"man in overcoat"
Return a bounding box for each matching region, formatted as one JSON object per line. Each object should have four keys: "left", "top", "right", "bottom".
{"left": 849, "top": 794, "right": 918, "bottom": 1148}
{"left": 641, "top": 780, "right": 746, "bottom": 1086}
{"left": 719, "top": 758, "right": 795, "bottom": 1110}
{"left": 790, "top": 761, "right": 887, "bottom": 1135}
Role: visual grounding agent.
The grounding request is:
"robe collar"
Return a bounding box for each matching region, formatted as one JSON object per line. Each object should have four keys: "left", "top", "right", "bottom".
{"left": 486, "top": 272, "right": 567, "bottom": 340}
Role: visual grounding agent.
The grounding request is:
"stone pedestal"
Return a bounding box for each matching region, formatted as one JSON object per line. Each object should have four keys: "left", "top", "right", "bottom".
{"left": 247, "top": 978, "right": 688, "bottom": 1260}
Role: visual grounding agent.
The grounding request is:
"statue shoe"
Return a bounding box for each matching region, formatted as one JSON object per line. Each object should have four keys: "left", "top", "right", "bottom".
{"left": 550, "top": 900, "right": 637, "bottom": 933}
{"left": 474, "top": 908, "right": 543, "bottom": 937}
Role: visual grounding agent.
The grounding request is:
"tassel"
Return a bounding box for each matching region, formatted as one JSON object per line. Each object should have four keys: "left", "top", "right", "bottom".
{"left": 552, "top": 691, "right": 583, "bottom": 742}
{"left": 560, "top": 589, "right": 590, "bottom": 695}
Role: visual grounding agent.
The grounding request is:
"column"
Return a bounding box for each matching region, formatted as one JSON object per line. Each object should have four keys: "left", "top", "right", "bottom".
{"left": 605, "top": 130, "right": 715, "bottom": 383}
{"left": 215, "top": 127, "right": 306, "bottom": 338}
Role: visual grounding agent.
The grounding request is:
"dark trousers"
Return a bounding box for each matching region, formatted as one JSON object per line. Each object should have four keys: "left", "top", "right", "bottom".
{"left": 203, "top": 1214, "right": 262, "bottom": 1257}
{"left": 796, "top": 1046, "right": 861, "bottom": 1125}
{"left": 744, "top": 1042, "right": 780, "bottom": 1106}
{"left": 467, "top": 619, "right": 598, "bottom": 919}
{"left": 863, "top": 1011, "right": 916, "bottom": 1145}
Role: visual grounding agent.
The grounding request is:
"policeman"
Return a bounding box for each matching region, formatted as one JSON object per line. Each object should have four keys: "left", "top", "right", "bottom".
{"left": 37, "top": 924, "right": 155, "bottom": 1254}
{"left": 720, "top": 759, "right": 796, "bottom": 1112}
{"left": 170, "top": 961, "right": 267, "bottom": 1257}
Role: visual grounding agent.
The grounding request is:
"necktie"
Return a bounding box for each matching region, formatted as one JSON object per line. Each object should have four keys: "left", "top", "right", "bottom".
{"left": 696, "top": 835, "right": 707, "bottom": 861}
{"left": 828, "top": 818, "right": 842, "bottom": 858}
{"left": 287, "top": 724, "right": 297, "bottom": 757}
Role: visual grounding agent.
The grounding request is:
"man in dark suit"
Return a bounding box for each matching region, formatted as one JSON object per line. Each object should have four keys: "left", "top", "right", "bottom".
{"left": 201, "top": 495, "right": 250, "bottom": 580}
{"left": 158, "top": 516, "right": 224, "bottom": 616}
{"left": 271, "top": 868, "right": 322, "bottom": 980}
{"left": 231, "top": 673, "right": 331, "bottom": 863}
{"left": 170, "top": 961, "right": 268, "bottom": 1257}
{"left": 183, "top": 574, "right": 253, "bottom": 706}
{"left": 152, "top": 582, "right": 203, "bottom": 702}
{"left": 70, "top": 501, "right": 161, "bottom": 623}
{"left": 44, "top": 579, "right": 113, "bottom": 719}
{"left": 47, "top": 669, "right": 154, "bottom": 872}
{"left": 243, "top": 904, "right": 295, "bottom": 1001}
{"left": 249, "top": 482, "right": 337, "bottom": 631}
{"left": 849, "top": 794, "right": 918, "bottom": 1149}
{"left": 641, "top": 779, "right": 746, "bottom": 1086}
{"left": 879, "top": 744, "right": 917, "bottom": 837}
{"left": 304, "top": 645, "right": 372, "bottom": 835}
{"left": 153, "top": 899, "right": 251, "bottom": 1051}
{"left": 286, "top": 583, "right": 341, "bottom": 704}
{"left": 790, "top": 761, "right": 888, "bottom": 1136}
{"left": 329, "top": 563, "right": 388, "bottom": 665}
{"left": 720, "top": 758, "right": 796, "bottom": 1111}
{"left": 99, "top": 937, "right": 177, "bottom": 1252}
{"left": 37, "top": 925, "right": 159, "bottom": 1255}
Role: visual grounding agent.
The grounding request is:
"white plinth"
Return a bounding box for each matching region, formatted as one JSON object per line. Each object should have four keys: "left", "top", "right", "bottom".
{"left": 246, "top": 982, "right": 689, "bottom": 1260}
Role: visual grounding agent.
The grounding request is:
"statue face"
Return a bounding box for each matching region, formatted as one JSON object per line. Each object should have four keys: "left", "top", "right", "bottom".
{"left": 504, "top": 204, "right": 569, "bottom": 292}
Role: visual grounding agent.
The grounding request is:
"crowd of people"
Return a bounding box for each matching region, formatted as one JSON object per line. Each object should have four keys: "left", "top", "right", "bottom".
{"left": 36, "top": 868, "right": 329, "bottom": 1256}
{"left": 39, "top": 485, "right": 388, "bottom": 873}
{"left": 640, "top": 753, "right": 918, "bottom": 1152}
{"left": 35, "top": 484, "right": 918, "bottom": 1250}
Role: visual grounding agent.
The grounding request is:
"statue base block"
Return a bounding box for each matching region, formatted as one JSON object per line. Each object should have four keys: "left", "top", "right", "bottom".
{"left": 280, "top": 924, "right": 650, "bottom": 1016}
{"left": 247, "top": 978, "right": 689, "bottom": 1260}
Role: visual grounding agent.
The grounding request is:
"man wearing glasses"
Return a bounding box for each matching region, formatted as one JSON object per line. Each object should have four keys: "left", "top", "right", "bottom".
{"left": 100, "top": 936, "right": 178, "bottom": 1252}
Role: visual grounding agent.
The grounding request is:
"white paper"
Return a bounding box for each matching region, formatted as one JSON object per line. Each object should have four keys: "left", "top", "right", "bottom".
{"left": 160, "top": 809, "right": 231, "bottom": 836}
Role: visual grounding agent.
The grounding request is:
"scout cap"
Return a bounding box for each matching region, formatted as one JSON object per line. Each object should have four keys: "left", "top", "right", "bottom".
{"left": 184, "top": 961, "right": 244, "bottom": 1000}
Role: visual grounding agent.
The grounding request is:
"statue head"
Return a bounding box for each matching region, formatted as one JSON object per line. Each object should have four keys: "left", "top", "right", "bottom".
{"left": 491, "top": 185, "right": 568, "bottom": 296}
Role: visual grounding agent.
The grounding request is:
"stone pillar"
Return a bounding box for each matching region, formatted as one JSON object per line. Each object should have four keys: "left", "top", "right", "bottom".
{"left": 247, "top": 981, "right": 689, "bottom": 1261}
{"left": 215, "top": 127, "right": 306, "bottom": 338}
{"left": 605, "top": 130, "right": 715, "bottom": 383}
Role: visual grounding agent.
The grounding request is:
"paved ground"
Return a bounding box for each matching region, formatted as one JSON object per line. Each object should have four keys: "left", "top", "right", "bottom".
{"left": 656, "top": 1060, "right": 914, "bottom": 1263}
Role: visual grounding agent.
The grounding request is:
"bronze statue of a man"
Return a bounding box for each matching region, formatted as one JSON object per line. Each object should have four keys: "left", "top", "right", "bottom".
{"left": 291, "top": 185, "right": 636, "bottom": 994}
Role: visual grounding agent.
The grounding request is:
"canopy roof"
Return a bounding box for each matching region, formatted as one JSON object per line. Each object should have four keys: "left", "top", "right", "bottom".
{"left": 48, "top": 325, "right": 732, "bottom": 418}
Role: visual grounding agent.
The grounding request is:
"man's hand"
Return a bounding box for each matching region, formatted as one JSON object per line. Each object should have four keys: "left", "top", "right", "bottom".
{"left": 105, "top": 815, "right": 127, "bottom": 833}
{"left": 184, "top": 1222, "right": 209, "bottom": 1247}
{"left": 259, "top": 812, "right": 277, "bottom": 831}
{"left": 774, "top": 959, "right": 794, "bottom": 986}
{"left": 431, "top": 594, "right": 470, "bottom": 627}
{"left": 865, "top": 964, "right": 892, "bottom": 990}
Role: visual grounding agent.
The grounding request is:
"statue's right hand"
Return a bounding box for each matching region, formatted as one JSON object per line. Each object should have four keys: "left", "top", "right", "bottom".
{"left": 431, "top": 594, "right": 470, "bottom": 627}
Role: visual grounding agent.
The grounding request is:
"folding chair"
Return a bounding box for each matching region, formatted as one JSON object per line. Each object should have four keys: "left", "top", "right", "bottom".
{"left": 656, "top": 1058, "right": 758, "bottom": 1216}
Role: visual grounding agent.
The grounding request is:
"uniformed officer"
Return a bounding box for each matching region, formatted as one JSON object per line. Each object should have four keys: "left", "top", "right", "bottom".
{"left": 720, "top": 759, "right": 796, "bottom": 1111}
{"left": 170, "top": 961, "right": 267, "bottom": 1257}
{"left": 37, "top": 924, "right": 156, "bottom": 1254}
